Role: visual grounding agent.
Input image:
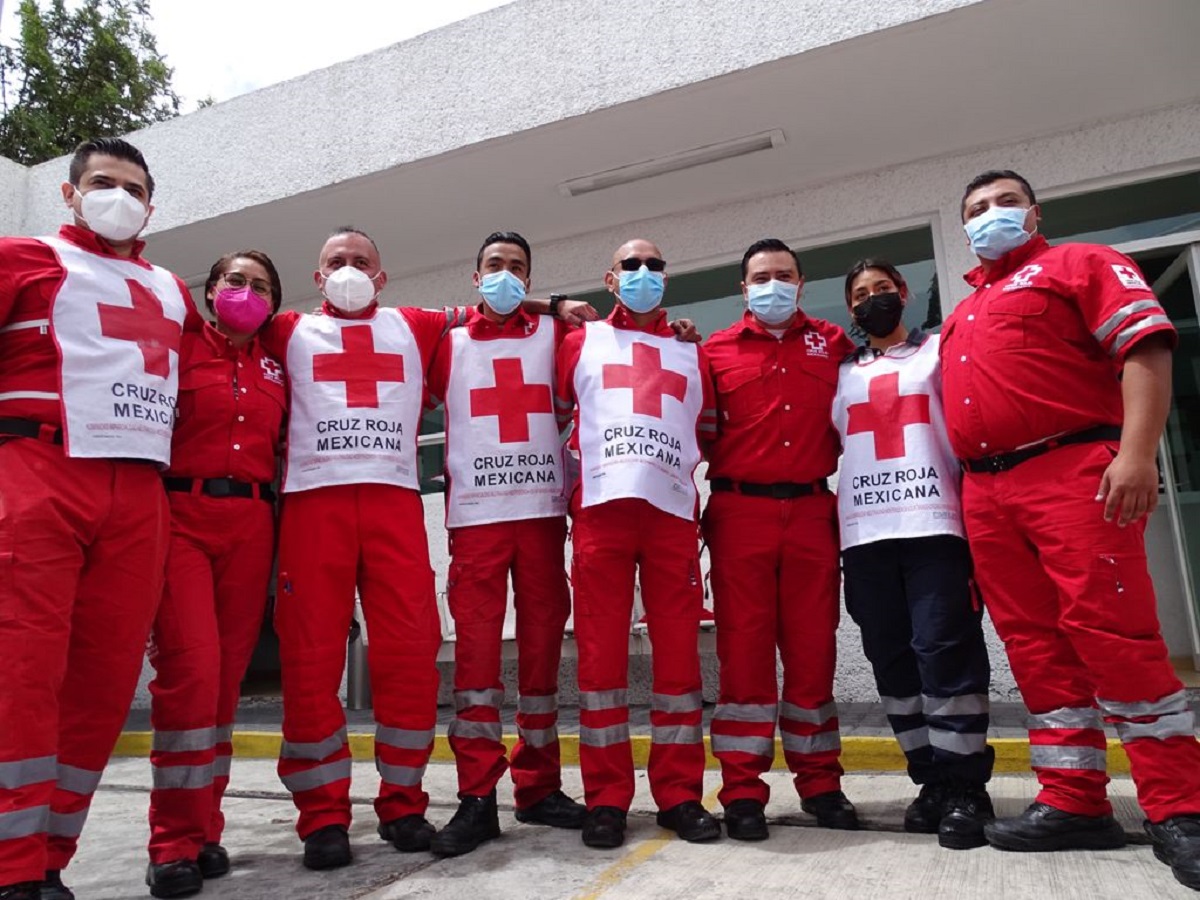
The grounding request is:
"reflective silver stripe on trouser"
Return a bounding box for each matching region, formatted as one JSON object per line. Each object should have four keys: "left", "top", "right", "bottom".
{"left": 579, "top": 724, "right": 630, "bottom": 748}
{"left": 454, "top": 689, "right": 505, "bottom": 712}
{"left": 1028, "top": 745, "right": 1107, "bottom": 771}
{"left": 56, "top": 764, "right": 103, "bottom": 796}
{"left": 651, "top": 724, "right": 704, "bottom": 744}
{"left": 153, "top": 763, "right": 215, "bottom": 791}
{"left": 651, "top": 691, "right": 703, "bottom": 714}
{"left": 518, "top": 695, "right": 559, "bottom": 748}
{"left": 710, "top": 734, "right": 775, "bottom": 756}
{"left": 880, "top": 695, "right": 923, "bottom": 717}
{"left": 280, "top": 728, "right": 348, "bottom": 760}
{"left": 448, "top": 719, "right": 503, "bottom": 742}
{"left": 518, "top": 694, "right": 558, "bottom": 715}
{"left": 1098, "top": 689, "right": 1196, "bottom": 742}
{"left": 1112, "top": 316, "right": 1173, "bottom": 355}
{"left": 0, "top": 755, "right": 57, "bottom": 789}
{"left": 376, "top": 725, "right": 435, "bottom": 750}
{"left": 780, "top": 701, "right": 837, "bottom": 725}
{"left": 1097, "top": 689, "right": 1189, "bottom": 720}
{"left": 280, "top": 759, "right": 353, "bottom": 793}
{"left": 1028, "top": 707, "right": 1104, "bottom": 731}
{"left": 781, "top": 731, "right": 841, "bottom": 755}
{"left": 377, "top": 762, "right": 425, "bottom": 787}
{"left": 152, "top": 726, "right": 217, "bottom": 753}
{"left": 48, "top": 809, "right": 88, "bottom": 839}
{"left": 213, "top": 755, "right": 232, "bottom": 779}
{"left": 0, "top": 805, "right": 50, "bottom": 840}
{"left": 924, "top": 694, "right": 989, "bottom": 718}
{"left": 713, "top": 702, "right": 777, "bottom": 724}
{"left": 579, "top": 689, "right": 627, "bottom": 710}
{"left": 214, "top": 725, "right": 235, "bottom": 745}
{"left": 1112, "top": 712, "right": 1197, "bottom": 742}
{"left": 929, "top": 730, "right": 989, "bottom": 755}
{"left": 895, "top": 726, "right": 931, "bottom": 753}
{"left": 1093, "top": 299, "right": 1164, "bottom": 342}
{"left": 518, "top": 727, "right": 559, "bottom": 748}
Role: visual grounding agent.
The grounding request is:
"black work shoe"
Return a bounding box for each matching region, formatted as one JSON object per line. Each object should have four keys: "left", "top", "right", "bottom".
{"left": 582, "top": 806, "right": 627, "bottom": 849}
{"left": 801, "top": 790, "right": 860, "bottom": 830}
{"left": 938, "top": 784, "right": 995, "bottom": 850}
{"left": 984, "top": 802, "right": 1126, "bottom": 852}
{"left": 904, "top": 783, "right": 946, "bottom": 834}
{"left": 430, "top": 792, "right": 501, "bottom": 858}
{"left": 0, "top": 883, "right": 41, "bottom": 900}
{"left": 1145, "top": 815, "right": 1200, "bottom": 890}
{"left": 723, "top": 798, "right": 769, "bottom": 842}
{"left": 196, "top": 844, "right": 229, "bottom": 879}
{"left": 378, "top": 814, "right": 436, "bottom": 853}
{"left": 515, "top": 789, "right": 587, "bottom": 829}
{"left": 39, "top": 872, "right": 72, "bottom": 900}
{"left": 656, "top": 801, "right": 721, "bottom": 843}
{"left": 302, "top": 824, "right": 352, "bottom": 870}
{"left": 145, "top": 860, "right": 203, "bottom": 898}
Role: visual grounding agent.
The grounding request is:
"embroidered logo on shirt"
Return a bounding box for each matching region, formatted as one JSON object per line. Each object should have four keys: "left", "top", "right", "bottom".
{"left": 804, "top": 332, "right": 828, "bottom": 357}
{"left": 1003, "top": 264, "right": 1043, "bottom": 291}
{"left": 1111, "top": 264, "right": 1149, "bottom": 291}
{"left": 260, "top": 357, "right": 285, "bottom": 385}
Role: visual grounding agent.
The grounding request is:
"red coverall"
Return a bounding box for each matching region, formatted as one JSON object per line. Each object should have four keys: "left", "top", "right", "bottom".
{"left": 146, "top": 322, "right": 286, "bottom": 864}
{"left": 942, "top": 235, "right": 1200, "bottom": 822}
{"left": 555, "top": 306, "right": 718, "bottom": 812}
{"left": 427, "top": 308, "right": 571, "bottom": 808}
{"left": 703, "top": 311, "right": 855, "bottom": 809}
{"left": 0, "top": 226, "right": 198, "bottom": 886}
{"left": 263, "top": 303, "right": 457, "bottom": 839}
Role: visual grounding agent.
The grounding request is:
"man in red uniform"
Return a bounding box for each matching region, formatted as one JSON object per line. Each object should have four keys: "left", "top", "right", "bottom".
{"left": 0, "top": 138, "right": 199, "bottom": 900}
{"left": 556, "top": 238, "right": 720, "bottom": 849}
{"left": 704, "top": 238, "right": 858, "bottom": 841}
{"left": 943, "top": 169, "right": 1200, "bottom": 891}
{"left": 423, "top": 231, "right": 585, "bottom": 857}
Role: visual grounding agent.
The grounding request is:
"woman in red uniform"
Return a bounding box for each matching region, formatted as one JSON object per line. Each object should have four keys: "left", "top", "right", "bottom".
{"left": 144, "top": 251, "right": 287, "bottom": 898}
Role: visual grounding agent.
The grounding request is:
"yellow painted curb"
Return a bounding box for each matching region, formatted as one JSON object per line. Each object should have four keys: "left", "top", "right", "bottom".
{"left": 112, "top": 732, "right": 1132, "bottom": 775}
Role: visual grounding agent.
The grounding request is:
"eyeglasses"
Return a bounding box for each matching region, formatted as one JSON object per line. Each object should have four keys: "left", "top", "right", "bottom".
{"left": 615, "top": 257, "right": 666, "bottom": 273}
{"left": 221, "top": 272, "right": 273, "bottom": 298}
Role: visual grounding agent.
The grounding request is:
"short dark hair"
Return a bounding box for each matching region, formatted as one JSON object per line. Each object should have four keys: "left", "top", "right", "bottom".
{"left": 476, "top": 231, "right": 531, "bottom": 273}
{"left": 68, "top": 137, "right": 155, "bottom": 198}
{"left": 960, "top": 169, "right": 1037, "bottom": 218}
{"left": 741, "top": 238, "right": 802, "bottom": 280}
{"left": 844, "top": 258, "right": 907, "bottom": 306}
{"left": 328, "top": 226, "right": 379, "bottom": 254}
{"left": 205, "top": 249, "right": 284, "bottom": 315}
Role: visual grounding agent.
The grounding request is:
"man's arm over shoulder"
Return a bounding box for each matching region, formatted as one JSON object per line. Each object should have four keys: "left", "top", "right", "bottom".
{"left": 259, "top": 310, "right": 301, "bottom": 364}
{"left": 555, "top": 326, "right": 585, "bottom": 433}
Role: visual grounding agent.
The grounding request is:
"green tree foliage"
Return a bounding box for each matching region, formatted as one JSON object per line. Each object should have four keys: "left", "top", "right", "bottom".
{"left": 0, "top": 0, "right": 181, "bottom": 165}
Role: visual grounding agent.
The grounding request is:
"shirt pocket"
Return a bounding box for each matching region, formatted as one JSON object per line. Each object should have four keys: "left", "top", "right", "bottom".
{"left": 716, "top": 364, "right": 768, "bottom": 424}
{"left": 986, "top": 291, "right": 1048, "bottom": 350}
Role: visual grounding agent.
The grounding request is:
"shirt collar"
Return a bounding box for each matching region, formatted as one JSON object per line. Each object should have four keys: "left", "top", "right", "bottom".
{"left": 467, "top": 303, "right": 539, "bottom": 336}
{"left": 60, "top": 223, "right": 147, "bottom": 262}
{"left": 320, "top": 299, "right": 378, "bottom": 320}
{"left": 964, "top": 234, "right": 1049, "bottom": 287}
{"left": 608, "top": 304, "right": 672, "bottom": 335}
{"left": 848, "top": 327, "right": 926, "bottom": 362}
{"left": 736, "top": 308, "right": 811, "bottom": 338}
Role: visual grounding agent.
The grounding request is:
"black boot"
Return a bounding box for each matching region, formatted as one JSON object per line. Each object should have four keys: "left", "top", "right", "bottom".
{"left": 656, "top": 801, "right": 721, "bottom": 843}
{"left": 1144, "top": 815, "right": 1200, "bottom": 891}
{"left": 302, "top": 824, "right": 352, "bottom": 870}
{"left": 938, "top": 783, "right": 994, "bottom": 850}
{"left": 378, "top": 814, "right": 436, "bottom": 852}
{"left": 581, "top": 806, "right": 627, "bottom": 849}
{"left": 39, "top": 872, "right": 72, "bottom": 900}
{"left": 196, "top": 844, "right": 229, "bottom": 879}
{"left": 145, "top": 860, "right": 203, "bottom": 899}
{"left": 430, "top": 792, "right": 501, "bottom": 858}
{"left": 0, "top": 883, "right": 41, "bottom": 900}
{"left": 723, "top": 798, "right": 769, "bottom": 842}
{"left": 984, "top": 801, "right": 1126, "bottom": 851}
{"left": 801, "top": 790, "right": 860, "bottom": 830}
{"left": 514, "top": 790, "right": 587, "bottom": 829}
{"left": 904, "top": 783, "right": 946, "bottom": 834}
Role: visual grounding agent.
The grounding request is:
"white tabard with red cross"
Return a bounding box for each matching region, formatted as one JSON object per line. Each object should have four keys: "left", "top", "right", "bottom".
{"left": 444, "top": 319, "right": 565, "bottom": 528}
{"left": 831, "top": 333, "right": 964, "bottom": 549}
{"left": 283, "top": 309, "right": 422, "bottom": 492}
{"left": 574, "top": 322, "right": 703, "bottom": 520}
{"left": 42, "top": 235, "right": 187, "bottom": 463}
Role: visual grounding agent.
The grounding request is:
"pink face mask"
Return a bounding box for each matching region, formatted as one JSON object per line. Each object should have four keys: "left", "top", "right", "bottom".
{"left": 214, "top": 286, "right": 271, "bottom": 334}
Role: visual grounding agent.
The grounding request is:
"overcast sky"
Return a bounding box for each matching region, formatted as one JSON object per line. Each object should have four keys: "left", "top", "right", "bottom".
{"left": 0, "top": 0, "right": 513, "bottom": 108}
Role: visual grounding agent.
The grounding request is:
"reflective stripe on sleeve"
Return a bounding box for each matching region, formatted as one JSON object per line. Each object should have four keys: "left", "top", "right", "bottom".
{"left": 1111, "top": 316, "right": 1173, "bottom": 355}
{"left": 1093, "top": 300, "right": 1164, "bottom": 342}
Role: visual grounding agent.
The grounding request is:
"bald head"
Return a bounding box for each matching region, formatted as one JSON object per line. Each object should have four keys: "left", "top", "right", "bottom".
{"left": 611, "top": 238, "right": 663, "bottom": 269}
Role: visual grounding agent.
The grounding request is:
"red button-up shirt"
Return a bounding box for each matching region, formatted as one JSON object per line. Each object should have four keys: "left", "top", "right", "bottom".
{"left": 940, "top": 236, "right": 1177, "bottom": 459}
{"left": 705, "top": 310, "right": 854, "bottom": 483}
{"left": 0, "top": 224, "right": 201, "bottom": 428}
{"left": 166, "top": 322, "right": 287, "bottom": 483}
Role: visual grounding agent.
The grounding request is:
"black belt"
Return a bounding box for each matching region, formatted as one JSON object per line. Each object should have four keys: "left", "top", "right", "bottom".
{"left": 0, "top": 417, "right": 63, "bottom": 444}
{"left": 164, "top": 476, "right": 276, "bottom": 502}
{"left": 709, "top": 477, "right": 829, "bottom": 499}
{"left": 959, "top": 425, "right": 1122, "bottom": 474}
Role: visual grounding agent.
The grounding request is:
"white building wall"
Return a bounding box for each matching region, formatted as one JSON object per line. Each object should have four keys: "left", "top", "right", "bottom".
{"left": 0, "top": 155, "right": 28, "bottom": 236}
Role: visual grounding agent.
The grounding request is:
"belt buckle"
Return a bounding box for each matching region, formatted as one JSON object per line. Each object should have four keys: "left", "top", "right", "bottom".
{"left": 204, "top": 478, "right": 234, "bottom": 498}
{"left": 985, "top": 455, "right": 1008, "bottom": 474}
{"left": 767, "top": 482, "right": 792, "bottom": 499}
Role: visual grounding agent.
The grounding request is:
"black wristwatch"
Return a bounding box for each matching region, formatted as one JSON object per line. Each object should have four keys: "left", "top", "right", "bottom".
{"left": 549, "top": 293, "right": 569, "bottom": 317}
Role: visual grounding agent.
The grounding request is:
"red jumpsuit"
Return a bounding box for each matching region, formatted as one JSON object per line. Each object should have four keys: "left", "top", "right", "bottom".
{"left": 427, "top": 308, "right": 571, "bottom": 808}
{"left": 941, "top": 235, "right": 1200, "bottom": 822}
{"left": 556, "top": 307, "right": 717, "bottom": 812}
{"left": 0, "top": 225, "right": 198, "bottom": 886}
{"left": 146, "top": 322, "right": 286, "bottom": 864}
{"left": 262, "top": 302, "right": 460, "bottom": 839}
{"left": 703, "top": 311, "right": 855, "bottom": 809}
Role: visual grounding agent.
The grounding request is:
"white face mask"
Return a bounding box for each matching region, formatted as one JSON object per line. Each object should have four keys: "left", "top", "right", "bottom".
{"left": 321, "top": 266, "right": 379, "bottom": 312}
{"left": 77, "top": 186, "right": 149, "bottom": 242}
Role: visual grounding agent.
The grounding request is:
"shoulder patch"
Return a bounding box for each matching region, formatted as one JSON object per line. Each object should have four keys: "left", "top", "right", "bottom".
{"left": 1111, "top": 263, "right": 1149, "bottom": 291}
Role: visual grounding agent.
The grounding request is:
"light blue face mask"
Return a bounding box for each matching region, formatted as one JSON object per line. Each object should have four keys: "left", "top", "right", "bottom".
{"left": 964, "top": 205, "right": 1034, "bottom": 260}
{"left": 617, "top": 267, "right": 665, "bottom": 313}
{"left": 745, "top": 279, "right": 799, "bottom": 326}
{"left": 477, "top": 269, "right": 526, "bottom": 315}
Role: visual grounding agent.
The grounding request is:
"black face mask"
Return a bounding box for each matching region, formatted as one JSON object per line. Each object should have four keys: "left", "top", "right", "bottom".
{"left": 852, "top": 291, "right": 904, "bottom": 338}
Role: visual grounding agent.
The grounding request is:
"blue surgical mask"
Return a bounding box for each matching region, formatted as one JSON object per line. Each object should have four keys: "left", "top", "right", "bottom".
{"left": 617, "top": 267, "right": 665, "bottom": 313}
{"left": 964, "top": 205, "right": 1034, "bottom": 260}
{"left": 477, "top": 270, "right": 526, "bottom": 315}
{"left": 745, "top": 279, "right": 799, "bottom": 326}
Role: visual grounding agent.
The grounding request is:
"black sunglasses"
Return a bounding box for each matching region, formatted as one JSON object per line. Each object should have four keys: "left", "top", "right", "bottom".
{"left": 616, "top": 257, "right": 666, "bottom": 273}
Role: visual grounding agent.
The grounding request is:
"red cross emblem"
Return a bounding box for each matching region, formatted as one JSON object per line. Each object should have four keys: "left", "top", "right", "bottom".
{"left": 260, "top": 357, "right": 284, "bottom": 384}
{"left": 96, "top": 279, "right": 182, "bottom": 378}
{"left": 602, "top": 342, "right": 688, "bottom": 418}
{"left": 845, "top": 372, "right": 931, "bottom": 460}
{"left": 312, "top": 325, "right": 405, "bottom": 409}
{"left": 469, "top": 358, "right": 553, "bottom": 443}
